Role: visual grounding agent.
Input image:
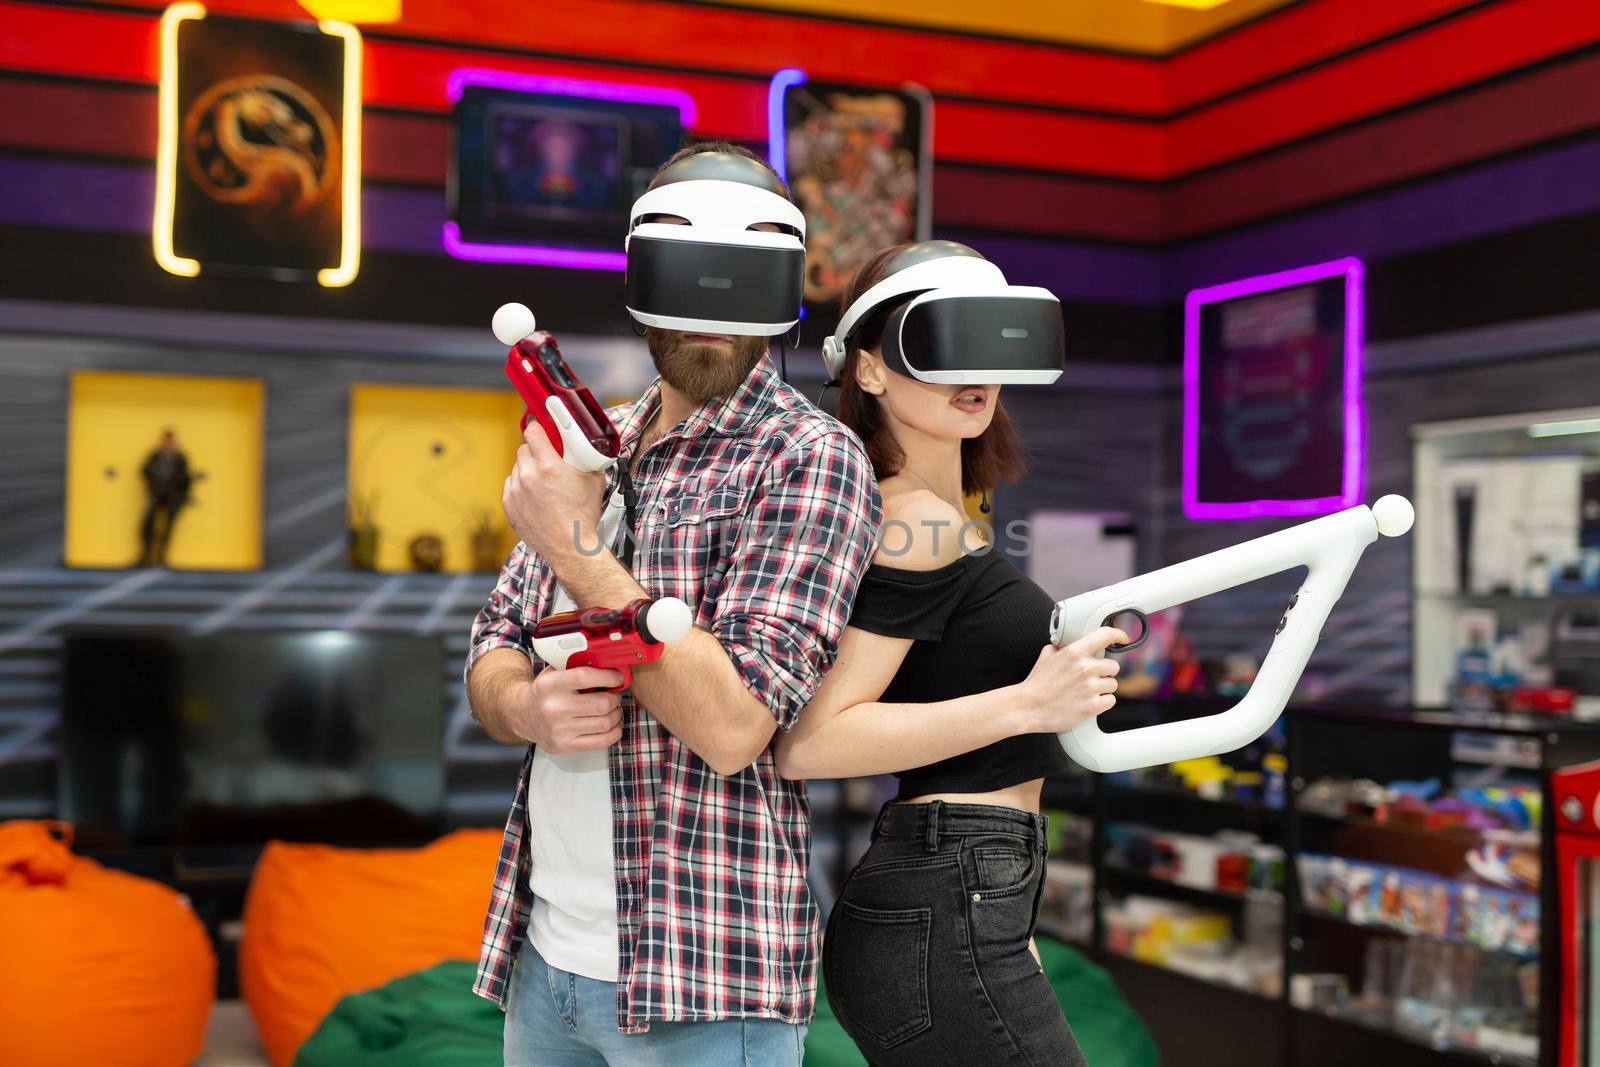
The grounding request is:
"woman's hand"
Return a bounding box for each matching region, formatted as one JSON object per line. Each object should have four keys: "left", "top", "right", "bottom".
{"left": 1011, "top": 626, "right": 1127, "bottom": 735}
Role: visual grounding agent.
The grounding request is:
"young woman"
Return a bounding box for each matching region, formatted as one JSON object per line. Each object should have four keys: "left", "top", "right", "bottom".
{"left": 776, "top": 241, "right": 1126, "bottom": 1066}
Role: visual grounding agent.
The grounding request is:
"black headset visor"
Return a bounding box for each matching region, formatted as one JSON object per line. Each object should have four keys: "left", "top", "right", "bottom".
{"left": 883, "top": 293, "right": 1065, "bottom": 383}
{"left": 625, "top": 234, "right": 804, "bottom": 335}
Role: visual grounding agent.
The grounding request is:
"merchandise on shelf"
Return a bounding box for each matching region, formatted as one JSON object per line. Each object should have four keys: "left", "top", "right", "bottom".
{"left": 1103, "top": 895, "right": 1282, "bottom": 998}
{"left": 1448, "top": 606, "right": 1578, "bottom": 714}
{"left": 1296, "top": 936, "right": 1538, "bottom": 1064}
{"left": 1041, "top": 809, "right": 1093, "bottom": 862}
{"left": 1296, "top": 774, "right": 1541, "bottom": 841}
{"left": 1112, "top": 720, "right": 1288, "bottom": 809}
{"left": 1297, "top": 853, "right": 1538, "bottom": 956}
{"left": 1037, "top": 860, "right": 1093, "bottom": 944}
{"left": 1106, "top": 823, "right": 1283, "bottom": 895}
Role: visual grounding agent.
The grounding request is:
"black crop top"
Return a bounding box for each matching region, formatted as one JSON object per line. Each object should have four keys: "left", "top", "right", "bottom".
{"left": 848, "top": 550, "right": 1073, "bottom": 797}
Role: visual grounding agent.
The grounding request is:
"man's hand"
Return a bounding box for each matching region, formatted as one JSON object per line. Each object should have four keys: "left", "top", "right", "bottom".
{"left": 507, "top": 665, "right": 626, "bottom": 754}
{"left": 503, "top": 422, "right": 608, "bottom": 565}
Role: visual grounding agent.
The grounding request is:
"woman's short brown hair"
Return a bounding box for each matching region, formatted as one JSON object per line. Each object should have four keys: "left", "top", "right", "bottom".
{"left": 834, "top": 244, "right": 1026, "bottom": 496}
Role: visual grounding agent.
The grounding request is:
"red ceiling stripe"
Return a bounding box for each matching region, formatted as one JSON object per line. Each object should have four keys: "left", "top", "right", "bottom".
{"left": 934, "top": 103, "right": 1166, "bottom": 178}
{"left": 1167, "top": 0, "right": 1486, "bottom": 110}
{"left": 86, "top": 0, "right": 1169, "bottom": 115}
{"left": 0, "top": 3, "right": 157, "bottom": 82}
{"left": 24, "top": 0, "right": 1553, "bottom": 121}
{"left": 6, "top": 49, "right": 1599, "bottom": 247}
{"left": 1168, "top": 0, "right": 1600, "bottom": 173}
{"left": 0, "top": 79, "right": 155, "bottom": 159}
{"left": 1168, "top": 46, "right": 1600, "bottom": 238}
{"left": 4, "top": 0, "right": 1598, "bottom": 183}
{"left": 0, "top": 3, "right": 1168, "bottom": 176}
{"left": 933, "top": 168, "right": 1166, "bottom": 243}
{"left": 363, "top": 39, "right": 766, "bottom": 139}
{"left": 366, "top": 39, "right": 1170, "bottom": 174}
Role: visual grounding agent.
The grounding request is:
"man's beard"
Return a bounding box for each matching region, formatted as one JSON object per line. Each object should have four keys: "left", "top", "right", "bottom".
{"left": 645, "top": 328, "right": 766, "bottom": 402}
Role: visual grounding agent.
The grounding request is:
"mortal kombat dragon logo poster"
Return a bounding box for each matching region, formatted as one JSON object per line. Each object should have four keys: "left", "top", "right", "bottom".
{"left": 171, "top": 15, "right": 347, "bottom": 278}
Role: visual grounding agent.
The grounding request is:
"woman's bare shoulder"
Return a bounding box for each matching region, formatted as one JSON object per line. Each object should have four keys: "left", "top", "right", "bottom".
{"left": 874, "top": 482, "right": 970, "bottom": 571}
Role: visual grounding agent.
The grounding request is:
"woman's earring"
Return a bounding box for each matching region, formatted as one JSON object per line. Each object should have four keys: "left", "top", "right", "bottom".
{"left": 979, "top": 491, "right": 992, "bottom": 514}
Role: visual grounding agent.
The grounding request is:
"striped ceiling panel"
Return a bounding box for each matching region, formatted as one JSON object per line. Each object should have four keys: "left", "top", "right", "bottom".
{"left": 2, "top": 0, "right": 1597, "bottom": 247}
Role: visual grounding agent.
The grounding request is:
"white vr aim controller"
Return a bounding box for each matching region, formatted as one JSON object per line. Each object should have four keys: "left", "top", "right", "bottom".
{"left": 1048, "top": 495, "right": 1415, "bottom": 773}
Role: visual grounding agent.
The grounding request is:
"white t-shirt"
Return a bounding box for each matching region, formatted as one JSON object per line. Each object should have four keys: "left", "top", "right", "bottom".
{"left": 525, "top": 490, "right": 626, "bottom": 983}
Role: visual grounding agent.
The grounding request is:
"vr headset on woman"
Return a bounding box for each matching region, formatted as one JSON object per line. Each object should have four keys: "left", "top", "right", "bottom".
{"left": 822, "top": 241, "right": 1065, "bottom": 386}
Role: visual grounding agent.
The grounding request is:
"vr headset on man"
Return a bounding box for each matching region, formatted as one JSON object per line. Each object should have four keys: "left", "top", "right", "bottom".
{"left": 622, "top": 153, "right": 1065, "bottom": 384}
{"left": 624, "top": 152, "right": 807, "bottom": 337}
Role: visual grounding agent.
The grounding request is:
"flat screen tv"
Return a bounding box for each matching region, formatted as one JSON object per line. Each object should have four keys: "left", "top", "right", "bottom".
{"left": 445, "top": 70, "right": 691, "bottom": 266}
{"left": 57, "top": 630, "right": 445, "bottom": 854}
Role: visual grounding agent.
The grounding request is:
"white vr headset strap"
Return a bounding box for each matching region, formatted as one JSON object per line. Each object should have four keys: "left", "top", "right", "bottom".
{"left": 627, "top": 180, "right": 806, "bottom": 245}
{"left": 822, "top": 256, "right": 1010, "bottom": 379}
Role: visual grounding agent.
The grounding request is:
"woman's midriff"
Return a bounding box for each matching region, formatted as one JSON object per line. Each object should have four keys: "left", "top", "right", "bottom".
{"left": 900, "top": 777, "right": 1045, "bottom": 814}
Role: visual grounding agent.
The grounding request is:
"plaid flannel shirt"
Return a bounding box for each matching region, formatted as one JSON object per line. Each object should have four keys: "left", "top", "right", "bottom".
{"left": 465, "top": 356, "right": 880, "bottom": 1032}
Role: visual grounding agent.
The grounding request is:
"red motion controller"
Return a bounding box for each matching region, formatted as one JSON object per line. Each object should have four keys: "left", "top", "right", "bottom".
{"left": 530, "top": 597, "right": 693, "bottom": 693}
{"left": 504, "top": 332, "right": 622, "bottom": 471}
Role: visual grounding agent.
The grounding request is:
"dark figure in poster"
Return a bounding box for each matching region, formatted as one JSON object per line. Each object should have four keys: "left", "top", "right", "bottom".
{"left": 140, "top": 429, "right": 195, "bottom": 566}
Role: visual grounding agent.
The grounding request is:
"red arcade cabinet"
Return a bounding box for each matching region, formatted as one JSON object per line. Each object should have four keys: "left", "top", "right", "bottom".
{"left": 1555, "top": 760, "right": 1600, "bottom": 1066}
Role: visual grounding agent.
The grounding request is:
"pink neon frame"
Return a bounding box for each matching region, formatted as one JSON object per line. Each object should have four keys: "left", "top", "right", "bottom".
{"left": 1182, "top": 257, "right": 1365, "bottom": 521}
{"left": 442, "top": 68, "right": 697, "bottom": 270}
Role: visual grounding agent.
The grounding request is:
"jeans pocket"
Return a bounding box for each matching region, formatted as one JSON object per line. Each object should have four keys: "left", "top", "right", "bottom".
{"left": 828, "top": 902, "right": 933, "bottom": 1050}
{"left": 972, "top": 841, "right": 1037, "bottom": 896}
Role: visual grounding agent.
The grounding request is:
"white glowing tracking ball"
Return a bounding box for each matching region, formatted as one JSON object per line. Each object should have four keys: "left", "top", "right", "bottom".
{"left": 1372, "top": 494, "right": 1415, "bottom": 538}
{"left": 492, "top": 302, "right": 537, "bottom": 347}
{"left": 643, "top": 597, "right": 694, "bottom": 645}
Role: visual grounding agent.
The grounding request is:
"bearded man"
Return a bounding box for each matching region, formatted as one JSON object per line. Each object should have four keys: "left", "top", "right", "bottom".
{"left": 464, "top": 142, "right": 881, "bottom": 1065}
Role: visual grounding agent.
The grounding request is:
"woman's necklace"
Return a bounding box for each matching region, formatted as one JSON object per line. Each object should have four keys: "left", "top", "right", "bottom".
{"left": 901, "top": 466, "right": 958, "bottom": 510}
{"left": 901, "top": 465, "right": 991, "bottom": 516}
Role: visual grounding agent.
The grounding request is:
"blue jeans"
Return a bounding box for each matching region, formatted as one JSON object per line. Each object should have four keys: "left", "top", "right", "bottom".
{"left": 503, "top": 941, "right": 807, "bottom": 1066}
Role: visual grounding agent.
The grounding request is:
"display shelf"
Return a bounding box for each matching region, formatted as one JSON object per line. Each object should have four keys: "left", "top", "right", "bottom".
{"left": 1041, "top": 773, "right": 1095, "bottom": 816}
{"left": 1292, "top": 1006, "right": 1536, "bottom": 1067}
{"left": 1105, "top": 785, "right": 1285, "bottom": 830}
{"left": 1103, "top": 860, "right": 1282, "bottom": 908}
{"left": 1300, "top": 904, "right": 1537, "bottom": 960}
{"left": 1294, "top": 703, "right": 1600, "bottom": 739}
{"left": 1012, "top": 703, "right": 1595, "bottom": 1066}
{"left": 1101, "top": 946, "right": 1278, "bottom": 1002}
{"left": 1297, "top": 809, "right": 1540, "bottom": 850}
{"left": 1416, "top": 590, "right": 1600, "bottom": 604}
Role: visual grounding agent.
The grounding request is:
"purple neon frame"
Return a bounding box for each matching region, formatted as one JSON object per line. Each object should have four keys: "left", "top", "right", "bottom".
{"left": 1182, "top": 256, "right": 1365, "bottom": 521}
{"left": 441, "top": 68, "right": 696, "bottom": 270}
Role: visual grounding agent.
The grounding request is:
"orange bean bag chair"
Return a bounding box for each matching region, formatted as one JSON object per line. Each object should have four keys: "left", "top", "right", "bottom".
{"left": 0, "top": 821, "right": 215, "bottom": 1067}
{"left": 239, "top": 829, "right": 501, "bottom": 1067}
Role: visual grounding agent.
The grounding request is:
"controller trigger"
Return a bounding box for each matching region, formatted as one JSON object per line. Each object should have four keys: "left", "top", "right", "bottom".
{"left": 1102, "top": 608, "right": 1149, "bottom": 654}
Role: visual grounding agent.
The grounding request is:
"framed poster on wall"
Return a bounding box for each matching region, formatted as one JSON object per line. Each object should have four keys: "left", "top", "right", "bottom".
{"left": 444, "top": 69, "right": 692, "bottom": 269}
{"left": 1183, "top": 257, "right": 1365, "bottom": 521}
{"left": 153, "top": 3, "right": 362, "bottom": 286}
{"left": 769, "top": 69, "right": 932, "bottom": 307}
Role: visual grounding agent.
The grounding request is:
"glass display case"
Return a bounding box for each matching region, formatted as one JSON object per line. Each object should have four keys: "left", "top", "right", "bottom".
{"left": 1411, "top": 406, "right": 1600, "bottom": 713}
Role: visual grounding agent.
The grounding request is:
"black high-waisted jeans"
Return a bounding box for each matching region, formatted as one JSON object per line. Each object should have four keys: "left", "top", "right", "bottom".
{"left": 823, "top": 800, "right": 1087, "bottom": 1066}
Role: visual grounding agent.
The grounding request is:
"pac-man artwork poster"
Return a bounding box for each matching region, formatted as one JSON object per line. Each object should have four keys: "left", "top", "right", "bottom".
{"left": 156, "top": 5, "right": 361, "bottom": 283}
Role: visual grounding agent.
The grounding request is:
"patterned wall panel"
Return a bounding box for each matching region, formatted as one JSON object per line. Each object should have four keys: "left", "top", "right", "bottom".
{"left": 0, "top": 331, "right": 656, "bottom": 826}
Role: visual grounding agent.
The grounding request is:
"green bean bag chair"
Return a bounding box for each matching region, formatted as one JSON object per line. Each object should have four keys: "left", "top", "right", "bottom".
{"left": 294, "top": 961, "right": 500, "bottom": 1067}
{"left": 295, "top": 938, "right": 1155, "bottom": 1067}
